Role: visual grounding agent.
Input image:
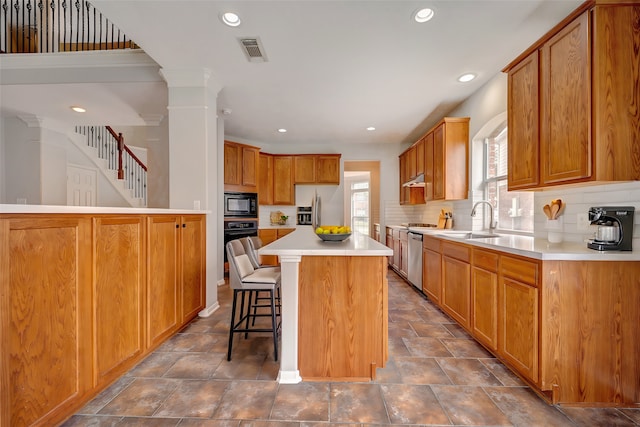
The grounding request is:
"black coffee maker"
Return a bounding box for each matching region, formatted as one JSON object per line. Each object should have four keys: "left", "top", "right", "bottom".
{"left": 587, "top": 206, "right": 635, "bottom": 251}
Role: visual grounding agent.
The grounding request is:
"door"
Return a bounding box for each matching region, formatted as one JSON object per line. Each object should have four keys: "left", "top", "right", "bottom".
{"left": 67, "top": 165, "right": 97, "bottom": 206}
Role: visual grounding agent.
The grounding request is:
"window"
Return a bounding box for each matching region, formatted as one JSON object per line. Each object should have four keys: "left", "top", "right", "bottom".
{"left": 350, "top": 180, "right": 370, "bottom": 235}
{"left": 483, "top": 124, "right": 533, "bottom": 233}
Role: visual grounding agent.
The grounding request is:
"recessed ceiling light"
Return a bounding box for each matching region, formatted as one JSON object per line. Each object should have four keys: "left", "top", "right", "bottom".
{"left": 71, "top": 106, "right": 86, "bottom": 113}
{"left": 221, "top": 12, "right": 241, "bottom": 27}
{"left": 414, "top": 8, "right": 434, "bottom": 23}
{"left": 278, "top": 128, "right": 287, "bottom": 133}
{"left": 458, "top": 73, "right": 476, "bottom": 83}
{"left": 366, "top": 127, "right": 376, "bottom": 131}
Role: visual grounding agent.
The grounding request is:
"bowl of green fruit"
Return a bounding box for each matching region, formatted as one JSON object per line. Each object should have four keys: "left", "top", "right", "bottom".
{"left": 315, "top": 225, "right": 352, "bottom": 241}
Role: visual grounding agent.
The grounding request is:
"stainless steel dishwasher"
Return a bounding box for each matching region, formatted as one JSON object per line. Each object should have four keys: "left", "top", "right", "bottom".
{"left": 407, "top": 231, "right": 423, "bottom": 290}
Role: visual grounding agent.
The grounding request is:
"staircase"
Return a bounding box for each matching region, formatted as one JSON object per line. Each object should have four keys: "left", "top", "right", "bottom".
{"left": 72, "top": 125, "right": 147, "bottom": 207}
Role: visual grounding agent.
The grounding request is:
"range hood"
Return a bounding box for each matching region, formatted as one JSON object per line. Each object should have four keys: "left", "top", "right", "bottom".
{"left": 403, "top": 173, "right": 426, "bottom": 187}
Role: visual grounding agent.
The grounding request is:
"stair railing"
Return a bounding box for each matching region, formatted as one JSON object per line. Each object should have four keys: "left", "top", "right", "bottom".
{"left": 1, "top": 0, "right": 138, "bottom": 54}
{"left": 75, "top": 125, "right": 147, "bottom": 206}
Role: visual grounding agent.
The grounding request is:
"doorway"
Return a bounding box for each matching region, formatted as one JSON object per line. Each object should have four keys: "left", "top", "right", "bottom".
{"left": 67, "top": 164, "right": 97, "bottom": 206}
{"left": 343, "top": 161, "right": 380, "bottom": 237}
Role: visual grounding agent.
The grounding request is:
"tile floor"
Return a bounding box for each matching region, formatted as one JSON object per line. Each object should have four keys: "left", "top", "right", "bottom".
{"left": 63, "top": 270, "right": 640, "bottom": 427}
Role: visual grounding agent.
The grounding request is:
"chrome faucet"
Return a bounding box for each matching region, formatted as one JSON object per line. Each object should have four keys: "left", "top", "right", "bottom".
{"left": 471, "top": 200, "right": 497, "bottom": 232}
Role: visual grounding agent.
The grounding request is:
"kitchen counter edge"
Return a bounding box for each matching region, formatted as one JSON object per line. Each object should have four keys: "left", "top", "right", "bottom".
{"left": 0, "top": 204, "right": 209, "bottom": 215}
{"left": 407, "top": 227, "right": 640, "bottom": 261}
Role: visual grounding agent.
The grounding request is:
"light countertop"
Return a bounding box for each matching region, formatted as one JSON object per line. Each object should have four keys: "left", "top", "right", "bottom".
{"left": 407, "top": 227, "right": 640, "bottom": 261}
{"left": 0, "top": 204, "right": 208, "bottom": 215}
{"left": 260, "top": 227, "right": 392, "bottom": 257}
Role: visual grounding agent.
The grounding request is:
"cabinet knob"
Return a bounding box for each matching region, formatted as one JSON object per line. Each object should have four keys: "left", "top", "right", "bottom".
{"left": 175, "top": 224, "right": 179, "bottom": 228}
{"left": 182, "top": 224, "right": 186, "bottom": 228}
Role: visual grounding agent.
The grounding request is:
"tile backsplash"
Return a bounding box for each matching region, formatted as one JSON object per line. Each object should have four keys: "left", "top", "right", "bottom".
{"left": 383, "top": 181, "right": 640, "bottom": 249}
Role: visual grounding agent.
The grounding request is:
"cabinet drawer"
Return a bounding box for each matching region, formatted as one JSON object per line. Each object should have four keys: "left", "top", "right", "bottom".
{"left": 500, "top": 256, "right": 538, "bottom": 286}
{"left": 442, "top": 241, "right": 470, "bottom": 263}
{"left": 386, "top": 227, "right": 393, "bottom": 237}
{"left": 399, "top": 230, "right": 408, "bottom": 242}
{"left": 473, "top": 248, "right": 499, "bottom": 272}
{"left": 423, "top": 235, "right": 441, "bottom": 251}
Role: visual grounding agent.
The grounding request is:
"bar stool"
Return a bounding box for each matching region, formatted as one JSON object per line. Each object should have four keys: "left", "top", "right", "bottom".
{"left": 225, "top": 239, "right": 281, "bottom": 361}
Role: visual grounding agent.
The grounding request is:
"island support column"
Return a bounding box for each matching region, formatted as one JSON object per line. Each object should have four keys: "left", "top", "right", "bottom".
{"left": 277, "top": 254, "right": 303, "bottom": 384}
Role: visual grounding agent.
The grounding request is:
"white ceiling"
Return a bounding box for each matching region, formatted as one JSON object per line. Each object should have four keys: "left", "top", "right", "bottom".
{"left": 1, "top": 0, "right": 582, "bottom": 146}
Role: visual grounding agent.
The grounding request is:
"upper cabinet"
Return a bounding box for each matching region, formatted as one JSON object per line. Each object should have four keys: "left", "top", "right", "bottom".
{"left": 224, "top": 140, "right": 260, "bottom": 192}
{"left": 399, "top": 117, "right": 469, "bottom": 204}
{"left": 294, "top": 154, "right": 341, "bottom": 184}
{"left": 504, "top": 2, "right": 640, "bottom": 190}
{"left": 258, "top": 153, "right": 274, "bottom": 205}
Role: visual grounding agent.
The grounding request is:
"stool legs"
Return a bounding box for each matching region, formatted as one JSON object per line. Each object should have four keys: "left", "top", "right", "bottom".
{"left": 227, "top": 287, "right": 280, "bottom": 362}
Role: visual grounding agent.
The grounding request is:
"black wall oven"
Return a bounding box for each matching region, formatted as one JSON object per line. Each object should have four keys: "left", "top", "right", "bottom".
{"left": 224, "top": 192, "right": 258, "bottom": 217}
{"left": 223, "top": 219, "right": 258, "bottom": 263}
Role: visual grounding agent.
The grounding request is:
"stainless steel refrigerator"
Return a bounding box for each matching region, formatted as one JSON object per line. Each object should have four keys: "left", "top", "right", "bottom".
{"left": 311, "top": 191, "right": 321, "bottom": 229}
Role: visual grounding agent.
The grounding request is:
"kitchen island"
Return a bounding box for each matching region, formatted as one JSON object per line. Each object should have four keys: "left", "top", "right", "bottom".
{"left": 259, "top": 227, "right": 393, "bottom": 383}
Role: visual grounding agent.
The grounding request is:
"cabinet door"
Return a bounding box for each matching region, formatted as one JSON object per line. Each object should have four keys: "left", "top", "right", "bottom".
{"left": 224, "top": 142, "right": 241, "bottom": 186}
{"left": 273, "top": 156, "right": 295, "bottom": 205}
{"left": 94, "top": 216, "right": 144, "bottom": 385}
{"left": 258, "top": 153, "right": 274, "bottom": 205}
{"left": 147, "top": 216, "right": 180, "bottom": 348}
{"left": 424, "top": 132, "right": 434, "bottom": 201}
{"left": 294, "top": 155, "right": 316, "bottom": 183}
{"left": 442, "top": 255, "right": 471, "bottom": 330}
{"left": 472, "top": 266, "right": 498, "bottom": 351}
{"left": 423, "top": 248, "right": 441, "bottom": 303}
{"left": 385, "top": 228, "right": 394, "bottom": 266}
{"left": 540, "top": 11, "right": 590, "bottom": 185}
{"left": 507, "top": 50, "right": 540, "bottom": 190}
{"left": 181, "top": 215, "right": 205, "bottom": 323}
{"left": 242, "top": 146, "right": 259, "bottom": 187}
{"left": 399, "top": 154, "right": 408, "bottom": 204}
{"left": 432, "top": 123, "right": 445, "bottom": 200}
{"left": 400, "top": 238, "right": 408, "bottom": 277}
{"left": 499, "top": 277, "right": 539, "bottom": 383}
{"left": 316, "top": 155, "right": 340, "bottom": 184}
{"left": 415, "top": 139, "right": 425, "bottom": 176}
{"left": 2, "top": 217, "right": 92, "bottom": 427}
{"left": 392, "top": 232, "right": 400, "bottom": 271}
{"left": 407, "top": 146, "right": 417, "bottom": 179}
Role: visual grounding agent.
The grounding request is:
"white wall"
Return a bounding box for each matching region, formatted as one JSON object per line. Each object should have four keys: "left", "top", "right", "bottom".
{"left": 40, "top": 127, "right": 71, "bottom": 205}
{"left": 3, "top": 117, "right": 42, "bottom": 204}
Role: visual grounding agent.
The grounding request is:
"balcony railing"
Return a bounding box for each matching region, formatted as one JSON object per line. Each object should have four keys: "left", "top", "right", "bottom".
{"left": 1, "top": 0, "right": 137, "bottom": 54}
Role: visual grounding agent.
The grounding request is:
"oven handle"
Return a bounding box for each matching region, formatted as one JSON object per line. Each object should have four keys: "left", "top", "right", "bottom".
{"left": 224, "top": 229, "right": 258, "bottom": 236}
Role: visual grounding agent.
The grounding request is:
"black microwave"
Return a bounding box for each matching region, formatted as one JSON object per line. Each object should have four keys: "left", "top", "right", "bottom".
{"left": 224, "top": 192, "right": 258, "bottom": 217}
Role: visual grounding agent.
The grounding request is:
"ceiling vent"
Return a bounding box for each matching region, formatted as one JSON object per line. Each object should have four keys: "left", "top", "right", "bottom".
{"left": 239, "top": 37, "right": 268, "bottom": 63}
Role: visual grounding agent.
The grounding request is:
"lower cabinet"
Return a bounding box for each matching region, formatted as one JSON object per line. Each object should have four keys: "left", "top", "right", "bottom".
{"left": 498, "top": 255, "right": 539, "bottom": 384}
{"left": 422, "top": 236, "right": 441, "bottom": 303}
{"left": 471, "top": 248, "right": 498, "bottom": 351}
{"left": 399, "top": 230, "right": 408, "bottom": 277}
{"left": 441, "top": 241, "right": 471, "bottom": 330}
{"left": 0, "top": 213, "right": 206, "bottom": 427}
{"left": 385, "top": 227, "right": 394, "bottom": 266}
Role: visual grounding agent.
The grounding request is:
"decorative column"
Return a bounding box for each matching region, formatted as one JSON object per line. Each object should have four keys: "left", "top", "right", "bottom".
{"left": 159, "top": 68, "right": 223, "bottom": 316}
{"left": 277, "top": 254, "right": 303, "bottom": 384}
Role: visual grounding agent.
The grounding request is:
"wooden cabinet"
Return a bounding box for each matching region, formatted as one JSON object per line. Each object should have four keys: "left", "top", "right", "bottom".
{"left": 441, "top": 241, "right": 471, "bottom": 330}
{"left": 147, "top": 215, "right": 180, "bottom": 347}
{"left": 422, "top": 235, "right": 441, "bottom": 303}
{"left": 273, "top": 155, "right": 295, "bottom": 205}
{"left": 258, "top": 153, "right": 274, "bottom": 205}
{"left": 391, "top": 229, "right": 401, "bottom": 271}
{"left": 224, "top": 140, "right": 260, "bottom": 192}
{"left": 373, "top": 223, "right": 381, "bottom": 242}
{"left": 258, "top": 227, "right": 295, "bottom": 265}
{"left": 498, "top": 255, "right": 539, "bottom": 384}
{"left": 471, "top": 248, "right": 499, "bottom": 351}
{"left": 180, "top": 215, "right": 206, "bottom": 324}
{"left": 293, "top": 154, "right": 341, "bottom": 184}
{"left": 504, "top": 3, "right": 640, "bottom": 190}
{"left": 431, "top": 118, "right": 469, "bottom": 201}
{"left": 399, "top": 230, "right": 408, "bottom": 278}
{"left": 93, "top": 216, "right": 145, "bottom": 387}
{"left": 1, "top": 216, "right": 93, "bottom": 427}
{"left": 1, "top": 213, "right": 206, "bottom": 427}
{"left": 400, "top": 117, "right": 469, "bottom": 204}
{"left": 385, "top": 227, "right": 394, "bottom": 266}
